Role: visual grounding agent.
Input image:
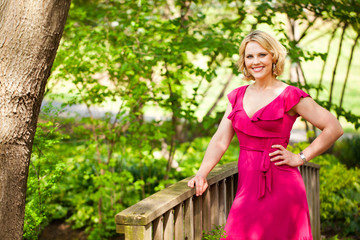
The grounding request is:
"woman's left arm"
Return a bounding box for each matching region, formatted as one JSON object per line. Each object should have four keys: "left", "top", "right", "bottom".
{"left": 270, "top": 97, "right": 344, "bottom": 166}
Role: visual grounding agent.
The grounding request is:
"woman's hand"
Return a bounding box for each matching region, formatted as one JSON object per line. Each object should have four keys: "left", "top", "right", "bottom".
{"left": 269, "top": 145, "right": 303, "bottom": 167}
{"left": 187, "top": 175, "right": 208, "bottom": 196}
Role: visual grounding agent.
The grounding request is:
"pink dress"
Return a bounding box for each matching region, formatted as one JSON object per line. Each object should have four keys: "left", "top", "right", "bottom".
{"left": 222, "top": 85, "right": 313, "bottom": 240}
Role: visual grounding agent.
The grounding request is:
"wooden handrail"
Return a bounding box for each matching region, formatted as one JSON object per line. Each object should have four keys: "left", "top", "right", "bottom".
{"left": 115, "top": 161, "right": 320, "bottom": 240}
{"left": 115, "top": 162, "right": 237, "bottom": 226}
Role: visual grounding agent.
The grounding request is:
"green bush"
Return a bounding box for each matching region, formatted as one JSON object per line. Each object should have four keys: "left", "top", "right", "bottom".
{"left": 173, "top": 136, "right": 240, "bottom": 178}
{"left": 334, "top": 135, "right": 360, "bottom": 169}
{"left": 24, "top": 120, "right": 67, "bottom": 239}
{"left": 291, "top": 143, "right": 360, "bottom": 237}
{"left": 203, "top": 225, "right": 227, "bottom": 239}
{"left": 312, "top": 154, "right": 360, "bottom": 236}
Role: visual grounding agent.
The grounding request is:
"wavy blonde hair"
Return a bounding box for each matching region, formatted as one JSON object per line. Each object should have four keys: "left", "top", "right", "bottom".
{"left": 238, "top": 30, "right": 287, "bottom": 81}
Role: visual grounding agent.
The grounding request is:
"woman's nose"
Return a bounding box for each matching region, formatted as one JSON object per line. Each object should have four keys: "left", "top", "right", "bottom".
{"left": 253, "top": 56, "right": 260, "bottom": 64}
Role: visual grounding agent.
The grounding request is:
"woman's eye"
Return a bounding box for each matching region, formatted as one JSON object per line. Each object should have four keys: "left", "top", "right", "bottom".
{"left": 246, "top": 55, "right": 253, "bottom": 58}
{"left": 260, "top": 54, "right": 267, "bottom": 57}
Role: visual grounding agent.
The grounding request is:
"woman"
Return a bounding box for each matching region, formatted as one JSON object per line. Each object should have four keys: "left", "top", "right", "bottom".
{"left": 187, "top": 30, "right": 343, "bottom": 239}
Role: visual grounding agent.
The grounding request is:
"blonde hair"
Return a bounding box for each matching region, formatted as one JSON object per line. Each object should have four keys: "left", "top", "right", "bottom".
{"left": 238, "top": 30, "right": 287, "bottom": 81}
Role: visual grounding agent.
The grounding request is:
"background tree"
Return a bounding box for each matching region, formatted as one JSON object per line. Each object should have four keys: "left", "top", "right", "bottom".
{"left": 0, "top": 1, "right": 71, "bottom": 239}
{"left": 22, "top": 0, "right": 360, "bottom": 239}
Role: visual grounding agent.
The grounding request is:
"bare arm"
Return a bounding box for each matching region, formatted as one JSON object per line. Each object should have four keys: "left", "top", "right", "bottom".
{"left": 188, "top": 103, "right": 235, "bottom": 196}
{"left": 270, "top": 97, "right": 344, "bottom": 166}
{"left": 293, "top": 97, "right": 343, "bottom": 161}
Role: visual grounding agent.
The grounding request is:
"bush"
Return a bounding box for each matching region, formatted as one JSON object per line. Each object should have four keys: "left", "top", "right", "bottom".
{"left": 291, "top": 143, "right": 360, "bottom": 237}
{"left": 203, "top": 225, "right": 227, "bottom": 239}
{"left": 312, "top": 154, "right": 360, "bottom": 236}
{"left": 334, "top": 135, "right": 360, "bottom": 169}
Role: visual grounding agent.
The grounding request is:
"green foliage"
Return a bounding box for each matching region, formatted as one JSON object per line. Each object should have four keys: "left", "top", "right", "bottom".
{"left": 24, "top": 110, "right": 67, "bottom": 239}
{"left": 24, "top": 0, "right": 360, "bottom": 239}
{"left": 173, "top": 137, "right": 240, "bottom": 179}
{"left": 313, "top": 154, "right": 360, "bottom": 236}
{"left": 40, "top": 1, "right": 250, "bottom": 237}
{"left": 334, "top": 135, "right": 360, "bottom": 169}
{"left": 291, "top": 143, "right": 360, "bottom": 237}
{"left": 203, "top": 225, "right": 227, "bottom": 239}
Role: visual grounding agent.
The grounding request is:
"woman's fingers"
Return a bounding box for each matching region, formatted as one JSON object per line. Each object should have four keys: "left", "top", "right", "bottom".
{"left": 188, "top": 176, "right": 208, "bottom": 196}
{"left": 269, "top": 149, "right": 282, "bottom": 157}
{"left": 272, "top": 144, "right": 285, "bottom": 150}
{"left": 196, "top": 177, "right": 207, "bottom": 196}
{"left": 187, "top": 179, "right": 195, "bottom": 188}
{"left": 270, "top": 155, "right": 284, "bottom": 161}
{"left": 274, "top": 160, "right": 287, "bottom": 166}
{"left": 270, "top": 145, "right": 301, "bottom": 167}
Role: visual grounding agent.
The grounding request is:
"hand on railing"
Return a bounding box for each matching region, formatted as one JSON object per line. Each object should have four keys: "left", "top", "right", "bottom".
{"left": 187, "top": 175, "right": 208, "bottom": 196}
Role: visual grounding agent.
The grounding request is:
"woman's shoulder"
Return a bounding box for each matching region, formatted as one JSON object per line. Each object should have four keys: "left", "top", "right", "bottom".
{"left": 283, "top": 84, "right": 310, "bottom": 96}
{"left": 227, "top": 85, "right": 249, "bottom": 97}
{"left": 283, "top": 84, "right": 311, "bottom": 111}
{"left": 229, "top": 85, "right": 249, "bottom": 92}
{"left": 227, "top": 85, "right": 249, "bottom": 106}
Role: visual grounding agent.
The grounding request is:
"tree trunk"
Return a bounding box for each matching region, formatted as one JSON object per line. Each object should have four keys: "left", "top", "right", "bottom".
{"left": 204, "top": 74, "right": 233, "bottom": 118}
{"left": 328, "top": 22, "right": 348, "bottom": 110}
{"left": 0, "top": 1, "right": 71, "bottom": 239}
{"left": 338, "top": 32, "right": 360, "bottom": 116}
{"left": 316, "top": 24, "right": 339, "bottom": 100}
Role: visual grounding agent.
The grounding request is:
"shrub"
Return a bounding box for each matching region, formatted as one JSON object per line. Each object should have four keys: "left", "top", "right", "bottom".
{"left": 291, "top": 143, "right": 360, "bottom": 237}
{"left": 334, "top": 135, "right": 360, "bottom": 169}
{"left": 312, "top": 154, "right": 360, "bottom": 236}
{"left": 203, "top": 225, "right": 227, "bottom": 239}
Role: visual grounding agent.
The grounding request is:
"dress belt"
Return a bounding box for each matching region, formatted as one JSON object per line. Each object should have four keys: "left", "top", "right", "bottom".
{"left": 240, "top": 139, "right": 274, "bottom": 199}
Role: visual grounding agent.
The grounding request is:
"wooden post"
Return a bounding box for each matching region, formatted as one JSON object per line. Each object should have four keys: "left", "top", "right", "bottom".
{"left": 164, "top": 210, "right": 174, "bottom": 240}
{"left": 218, "top": 179, "right": 226, "bottom": 225}
{"left": 153, "top": 216, "right": 164, "bottom": 240}
{"left": 122, "top": 224, "right": 152, "bottom": 240}
{"left": 174, "top": 204, "right": 184, "bottom": 240}
{"left": 226, "top": 176, "right": 234, "bottom": 217}
{"left": 194, "top": 196, "right": 203, "bottom": 240}
{"left": 210, "top": 183, "right": 219, "bottom": 228}
{"left": 184, "top": 198, "right": 194, "bottom": 240}
{"left": 315, "top": 168, "right": 321, "bottom": 240}
{"left": 300, "top": 163, "right": 321, "bottom": 240}
{"left": 202, "top": 188, "right": 211, "bottom": 233}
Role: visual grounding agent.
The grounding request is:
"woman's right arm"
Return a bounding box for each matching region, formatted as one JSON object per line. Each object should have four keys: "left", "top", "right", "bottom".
{"left": 187, "top": 103, "right": 235, "bottom": 196}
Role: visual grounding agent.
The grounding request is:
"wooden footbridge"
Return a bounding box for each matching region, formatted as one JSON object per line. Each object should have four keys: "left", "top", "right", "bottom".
{"left": 115, "top": 161, "right": 321, "bottom": 240}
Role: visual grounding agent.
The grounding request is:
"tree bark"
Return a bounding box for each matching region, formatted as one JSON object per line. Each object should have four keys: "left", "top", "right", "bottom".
{"left": 0, "top": 1, "right": 71, "bottom": 239}
{"left": 338, "top": 32, "right": 360, "bottom": 116}
{"left": 328, "top": 22, "right": 348, "bottom": 110}
{"left": 204, "top": 74, "right": 233, "bottom": 118}
{"left": 316, "top": 24, "right": 339, "bottom": 100}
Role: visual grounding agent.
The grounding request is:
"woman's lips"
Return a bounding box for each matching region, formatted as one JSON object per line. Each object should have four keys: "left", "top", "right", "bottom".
{"left": 252, "top": 66, "right": 264, "bottom": 72}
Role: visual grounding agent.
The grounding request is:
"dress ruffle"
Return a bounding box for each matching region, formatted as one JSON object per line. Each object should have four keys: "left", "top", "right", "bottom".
{"left": 226, "top": 85, "right": 311, "bottom": 138}
{"left": 284, "top": 85, "right": 311, "bottom": 113}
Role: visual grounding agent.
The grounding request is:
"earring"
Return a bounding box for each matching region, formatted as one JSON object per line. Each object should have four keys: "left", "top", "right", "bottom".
{"left": 272, "top": 63, "right": 277, "bottom": 75}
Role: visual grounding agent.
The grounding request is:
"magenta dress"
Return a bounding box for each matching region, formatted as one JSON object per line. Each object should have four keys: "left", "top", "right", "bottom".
{"left": 222, "top": 85, "right": 313, "bottom": 240}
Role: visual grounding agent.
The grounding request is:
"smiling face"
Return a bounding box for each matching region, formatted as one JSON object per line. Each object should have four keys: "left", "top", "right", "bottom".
{"left": 244, "top": 41, "right": 274, "bottom": 81}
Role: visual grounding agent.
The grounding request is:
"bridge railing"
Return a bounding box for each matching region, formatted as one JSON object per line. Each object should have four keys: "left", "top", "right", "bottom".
{"left": 115, "top": 161, "right": 320, "bottom": 240}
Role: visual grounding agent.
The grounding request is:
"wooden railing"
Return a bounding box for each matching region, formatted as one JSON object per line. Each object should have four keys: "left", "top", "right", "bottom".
{"left": 115, "top": 161, "right": 320, "bottom": 240}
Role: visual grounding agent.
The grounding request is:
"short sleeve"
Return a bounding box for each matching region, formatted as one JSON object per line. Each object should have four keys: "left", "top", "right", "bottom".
{"left": 227, "top": 87, "right": 241, "bottom": 107}
{"left": 284, "top": 86, "right": 311, "bottom": 112}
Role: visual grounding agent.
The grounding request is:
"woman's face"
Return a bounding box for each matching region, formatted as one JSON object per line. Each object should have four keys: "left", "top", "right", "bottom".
{"left": 244, "top": 41, "right": 273, "bottom": 80}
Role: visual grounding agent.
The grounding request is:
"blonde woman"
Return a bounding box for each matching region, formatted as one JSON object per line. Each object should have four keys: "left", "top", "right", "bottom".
{"left": 188, "top": 30, "right": 343, "bottom": 239}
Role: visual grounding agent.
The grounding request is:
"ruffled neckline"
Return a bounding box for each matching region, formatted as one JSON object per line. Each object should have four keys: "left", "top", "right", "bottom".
{"left": 227, "top": 85, "right": 310, "bottom": 138}
{"left": 242, "top": 85, "right": 290, "bottom": 122}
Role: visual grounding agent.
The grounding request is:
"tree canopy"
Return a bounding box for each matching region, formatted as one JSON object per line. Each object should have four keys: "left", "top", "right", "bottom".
{"left": 21, "top": 0, "right": 360, "bottom": 239}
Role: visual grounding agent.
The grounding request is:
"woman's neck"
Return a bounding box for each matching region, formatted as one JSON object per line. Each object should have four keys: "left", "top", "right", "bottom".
{"left": 252, "top": 76, "right": 280, "bottom": 90}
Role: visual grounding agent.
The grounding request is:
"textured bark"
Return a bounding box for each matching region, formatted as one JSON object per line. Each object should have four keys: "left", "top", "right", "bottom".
{"left": 328, "top": 22, "right": 348, "bottom": 110}
{"left": 0, "top": 1, "right": 71, "bottom": 239}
